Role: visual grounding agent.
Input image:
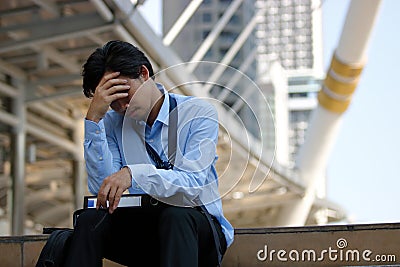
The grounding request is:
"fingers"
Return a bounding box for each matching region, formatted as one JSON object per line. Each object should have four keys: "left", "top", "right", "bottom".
{"left": 97, "top": 168, "right": 132, "bottom": 213}
{"left": 106, "top": 84, "right": 130, "bottom": 100}
{"left": 96, "top": 183, "right": 110, "bottom": 210}
{"left": 97, "top": 71, "right": 120, "bottom": 88}
{"left": 97, "top": 72, "right": 129, "bottom": 93}
{"left": 107, "top": 186, "right": 117, "bottom": 211}
{"left": 104, "top": 184, "right": 122, "bottom": 214}
{"left": 97, "top": 80, "right": 130, "bottom": 99}
{"left": 110, "top": 187, "right": 125, "bottom": 214}
{"left": 95, "top": 71, "right": 130, "bottom": 101}
{"left": 87, "top": 72, "right": 130, "bottom": 122}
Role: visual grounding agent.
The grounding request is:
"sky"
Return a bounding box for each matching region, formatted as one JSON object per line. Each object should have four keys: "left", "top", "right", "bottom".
{"left": 139, "top": 0, "right": 400, "bottom": 224}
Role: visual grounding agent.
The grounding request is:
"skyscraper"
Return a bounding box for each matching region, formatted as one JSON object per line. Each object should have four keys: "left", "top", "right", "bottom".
{"left": 255, "top": 0, "right": 323, "bottom": 167}
{"left": 163, "top": 0, "right": 261, "bottom": 139}
{"left": 163, "top": 0, "right": 323, "bottom": 167}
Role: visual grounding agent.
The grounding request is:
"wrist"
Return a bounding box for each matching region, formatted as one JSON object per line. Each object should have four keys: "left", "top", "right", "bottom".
{"left": 86, "top": 101, "right": 108, "bottom": 123}
{"left": 123, "top": 166, "right": 133, "bottom": 188}
{"left": 86, "top": 110, "right": 104, "bottom": 123}
{"left": 123, "top": 166, "right": 132, "bottom": 177}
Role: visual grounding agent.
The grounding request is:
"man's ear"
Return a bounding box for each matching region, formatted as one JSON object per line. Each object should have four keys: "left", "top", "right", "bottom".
{"left": 140, "top": 65, "right": 150, "bottom": 81}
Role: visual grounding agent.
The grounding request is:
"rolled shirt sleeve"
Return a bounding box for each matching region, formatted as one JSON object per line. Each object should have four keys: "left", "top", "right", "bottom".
{"left": 84, "top": 114, "right": 123, "bottom": 194}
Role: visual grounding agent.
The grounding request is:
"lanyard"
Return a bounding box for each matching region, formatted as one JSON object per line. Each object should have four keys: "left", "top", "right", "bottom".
{"left": 145, "top": 94, "right": 177, "bottom": 170}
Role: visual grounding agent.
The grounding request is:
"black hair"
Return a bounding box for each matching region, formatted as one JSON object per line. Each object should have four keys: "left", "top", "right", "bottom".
{"left": 82, "top": 40, "right": 154, "bottom": 98}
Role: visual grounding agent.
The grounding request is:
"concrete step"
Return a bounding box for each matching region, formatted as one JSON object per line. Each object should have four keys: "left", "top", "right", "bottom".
{"left": 1, "top": 222, "right": 400, "bottom": 266}
{"left": 224, "top": 223, "right": 400, "bottom": 266}
{"left": 0, "top": 235, "right": 122, "bottom": 267}
{"left": 0, "top": 235, "right": 47, "bottom": 267}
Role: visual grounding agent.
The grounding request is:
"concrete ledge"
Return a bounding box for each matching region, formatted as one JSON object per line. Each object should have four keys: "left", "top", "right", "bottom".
{"left": 0, "top": 235, "right": 124, "bottom": 267}
{"left": 0, "top": 235, "right": 47, "bottom": 267}
{"left": 222, "top": 223, "right": 400, "bottom": 266}
{"left": 2, "top": 223, "right": 400, "bottom": 266}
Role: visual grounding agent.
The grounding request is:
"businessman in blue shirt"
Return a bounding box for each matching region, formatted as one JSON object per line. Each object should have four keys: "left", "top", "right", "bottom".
{"left": 64, "top": 40, "right": 233, "bottom": 267}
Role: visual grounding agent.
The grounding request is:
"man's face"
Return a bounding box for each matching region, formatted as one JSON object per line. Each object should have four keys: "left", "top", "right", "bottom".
{"left": 109, "top": 73, "right": 152, "bottom": 121}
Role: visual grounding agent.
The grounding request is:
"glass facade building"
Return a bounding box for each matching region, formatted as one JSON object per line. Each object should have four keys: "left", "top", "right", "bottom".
{"left": 163, "top": 0, "right": 323, "bottom": 167}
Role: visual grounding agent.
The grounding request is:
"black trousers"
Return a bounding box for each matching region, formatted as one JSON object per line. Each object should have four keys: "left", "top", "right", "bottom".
{"left": 64, "top": 206, "right": 226, "bottom": 267}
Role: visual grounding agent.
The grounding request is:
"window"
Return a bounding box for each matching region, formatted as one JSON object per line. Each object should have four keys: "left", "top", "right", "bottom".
{"left": 220, "top": 30, "right": 237, "bottom": 42}
{"left": 205, "top": 49, "right": 214, "bottom": 59}
{"left": 219, "top": 47, "right": 229, "bottom": 56}
{"left": 203, "top": 13, "right": 212, "bottom": 23}
{"left": 229, "top": 14, "right": 241, "bottom": 25}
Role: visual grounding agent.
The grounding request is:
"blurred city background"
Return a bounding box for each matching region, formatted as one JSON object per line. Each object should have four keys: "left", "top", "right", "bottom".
{"left": 0, "top": 0, "right": 397, "bottom": 236}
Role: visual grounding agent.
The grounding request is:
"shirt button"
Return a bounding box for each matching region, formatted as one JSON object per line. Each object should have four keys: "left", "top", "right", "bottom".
{"left": 149, "top": 139, "right": 153, "bottom": 143}
{"left": 95, "top": 130, "right": 100, "bottom": 134}
{"left": 99, "top": 157, "right": 103, "bottom": 160}
{"left": 136, "top": 185, "right": 140, "bottom": 189}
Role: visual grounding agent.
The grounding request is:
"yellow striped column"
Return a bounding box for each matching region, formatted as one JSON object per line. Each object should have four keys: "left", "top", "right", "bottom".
{"left": 318, "top": 54, "right": 364, "bottom": 114}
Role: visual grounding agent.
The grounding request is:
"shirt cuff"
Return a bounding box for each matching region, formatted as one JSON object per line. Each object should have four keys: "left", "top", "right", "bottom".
{"left": 127, "top": 164, "right": 156, "bottom": 191}
{"left": 84, "top": 118, "right": 106, "bottom": 140}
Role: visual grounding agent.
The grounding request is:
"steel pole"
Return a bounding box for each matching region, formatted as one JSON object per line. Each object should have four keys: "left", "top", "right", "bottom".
{"left": 11, "top": 79, "right": 26, "bottom": 235}
{"left": 72, "top": 115, "right": 85, "bottom": 211}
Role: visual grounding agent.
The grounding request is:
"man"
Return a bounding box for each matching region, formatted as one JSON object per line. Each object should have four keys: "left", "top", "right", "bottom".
{"left": 65, "top": 40, "right": 234, "bottom": 267}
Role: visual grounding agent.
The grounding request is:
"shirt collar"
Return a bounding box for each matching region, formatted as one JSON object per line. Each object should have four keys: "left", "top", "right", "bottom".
{"left": 154, "top": 83, "right": 169, "bottom": 126}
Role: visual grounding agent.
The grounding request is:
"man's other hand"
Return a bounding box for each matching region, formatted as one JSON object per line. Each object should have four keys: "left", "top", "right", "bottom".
{"left": 96, "top": 167, "right": 132, "bottom": 213}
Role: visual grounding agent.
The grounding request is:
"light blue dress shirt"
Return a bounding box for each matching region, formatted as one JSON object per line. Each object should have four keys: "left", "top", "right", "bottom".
{"left": 84, "top": 83, "right": 234, "bottom": 247}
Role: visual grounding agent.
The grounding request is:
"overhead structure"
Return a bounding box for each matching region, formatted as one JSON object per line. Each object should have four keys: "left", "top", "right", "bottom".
{"left": 0, "top": 0, "right": 346, "bottom": 235}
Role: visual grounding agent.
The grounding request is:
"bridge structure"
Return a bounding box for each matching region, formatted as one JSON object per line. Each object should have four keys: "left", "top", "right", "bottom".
{"left": 0, "top": 0, "right": 382, "bottom": 252}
